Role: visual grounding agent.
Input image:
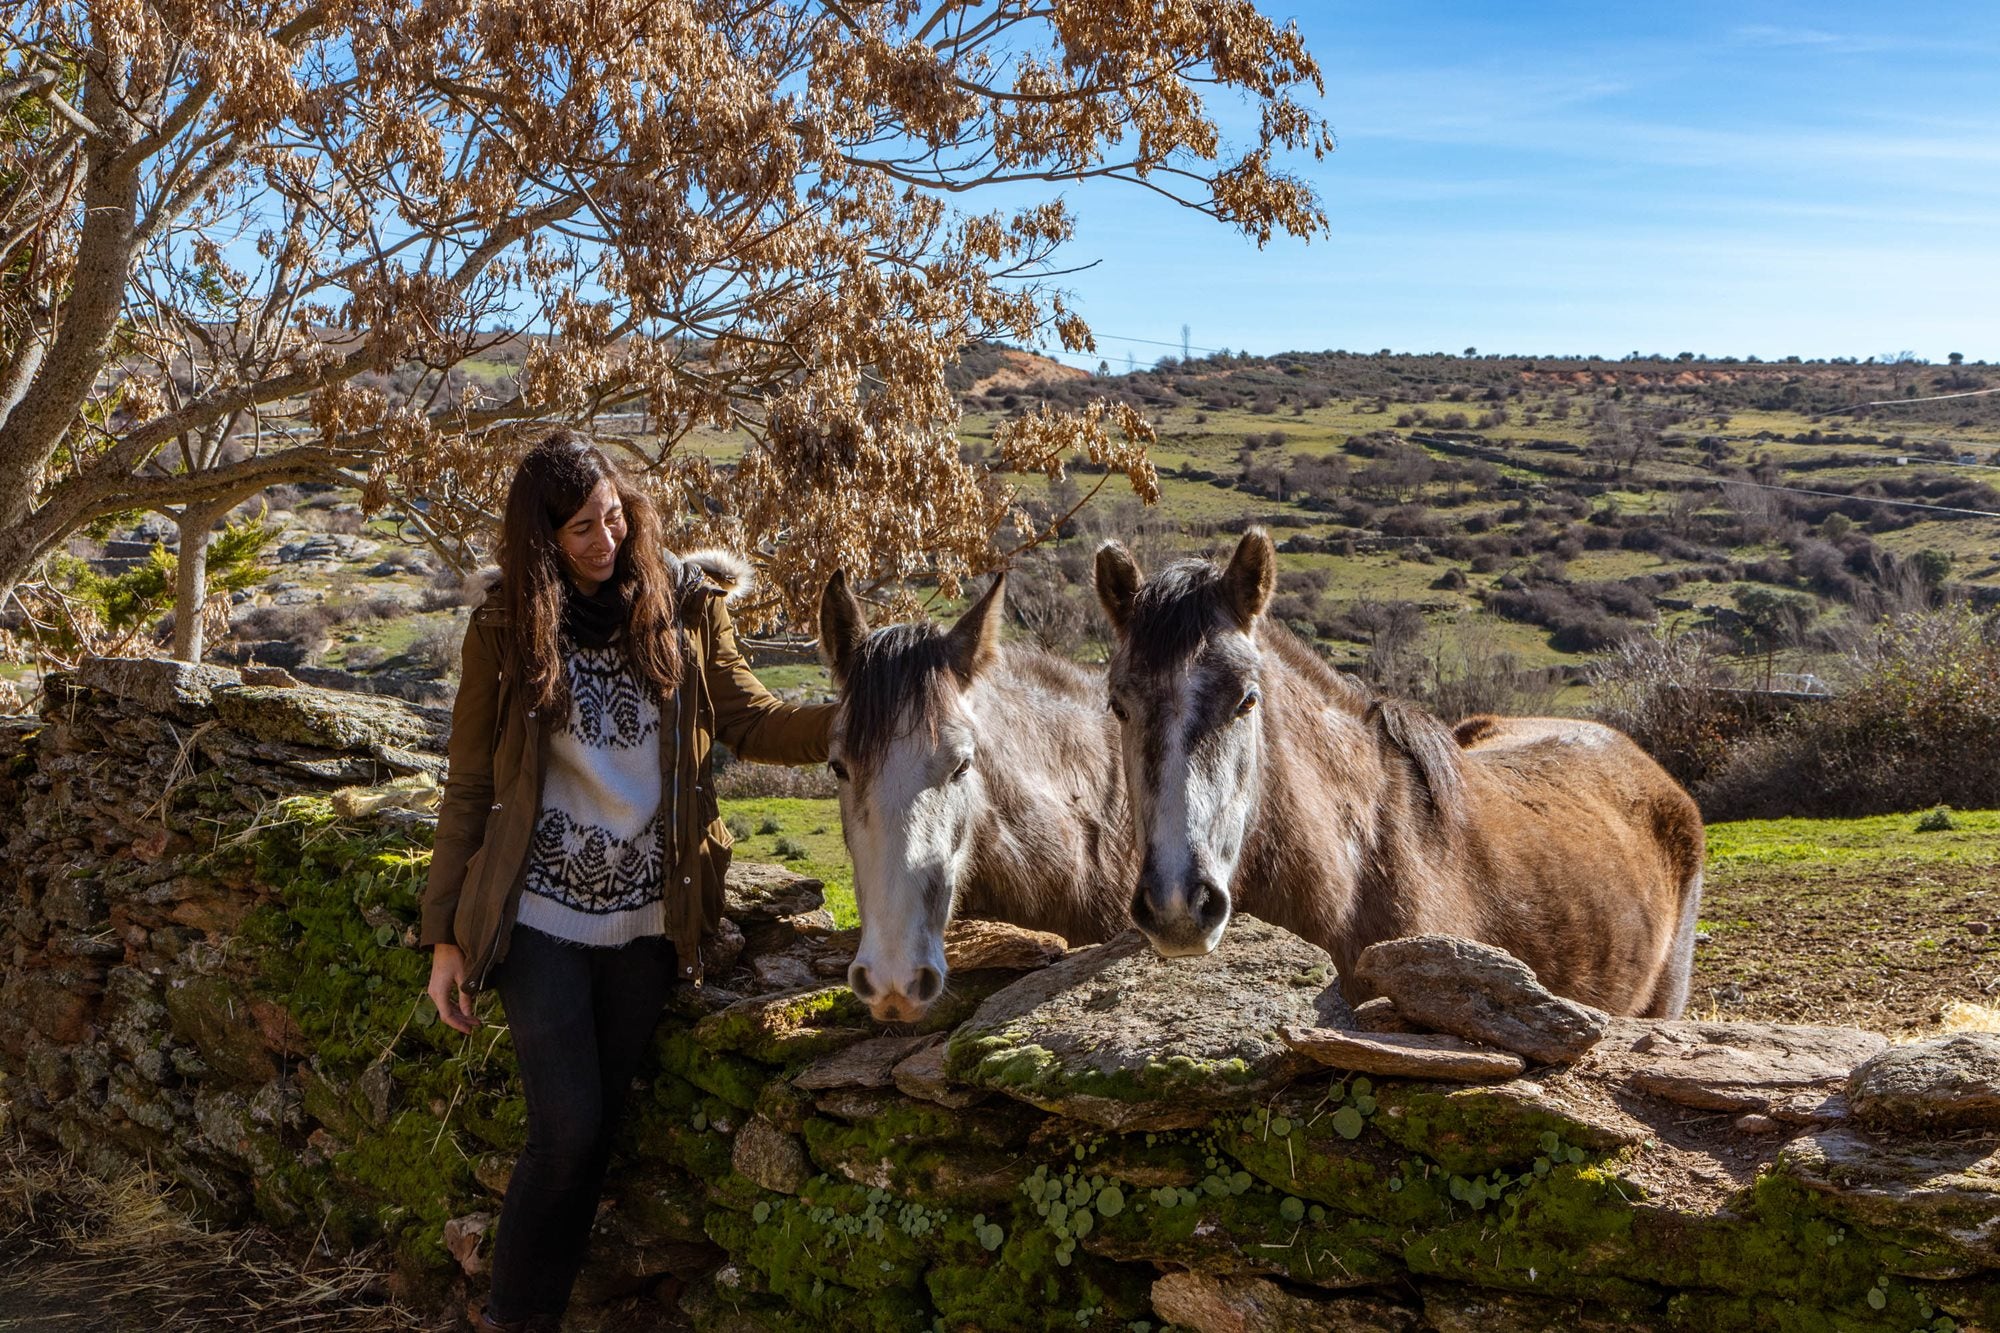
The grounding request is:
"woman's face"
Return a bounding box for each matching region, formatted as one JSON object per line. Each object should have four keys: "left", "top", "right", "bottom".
{"left": 556, "top": 478, "right": 627, "bottom": 594}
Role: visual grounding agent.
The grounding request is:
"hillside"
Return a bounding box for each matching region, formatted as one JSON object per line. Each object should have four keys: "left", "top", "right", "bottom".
{"left": 18, "top": 350, "right": 1998, "bottom": 743}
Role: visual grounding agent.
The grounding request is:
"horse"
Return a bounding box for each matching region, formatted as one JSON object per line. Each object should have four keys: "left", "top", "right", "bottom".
{"left": 818, "top": 572, "right": 1134, "bottom": 1022}
{"left": 1091, "top": 529, "right": 1706, "bottom": 1018}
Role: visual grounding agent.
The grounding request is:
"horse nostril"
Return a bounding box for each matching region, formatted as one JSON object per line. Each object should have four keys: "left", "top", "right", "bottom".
{"left": 1192, "top": 880, "right": 1231, "bottom": 934}
{"left": 848, "top": 963, "right": 878, "bottom": 1001}
{"left": 910, "top": 967, "right": 944, "bottom": 1004}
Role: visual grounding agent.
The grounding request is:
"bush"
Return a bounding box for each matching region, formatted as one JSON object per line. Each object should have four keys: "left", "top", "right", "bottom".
{"left": 713, "top": 762, "right": 838, "bottom": 800}
{"left": 774, "top": 836, "right": 811, "bottom": 860}
{"left": 1589, "top": 629, "right": 1745, "bottom": 790}
{"left": 1915, "top": 806, "right": 1956, "bottom": 833}
{"left": 1700, "top": 609, "right": 2000, "bottom": 819}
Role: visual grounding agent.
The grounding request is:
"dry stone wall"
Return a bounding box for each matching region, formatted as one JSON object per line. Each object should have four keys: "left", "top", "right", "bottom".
{"left": 1, "top": 657, "right": 1997, "bottom": 1332}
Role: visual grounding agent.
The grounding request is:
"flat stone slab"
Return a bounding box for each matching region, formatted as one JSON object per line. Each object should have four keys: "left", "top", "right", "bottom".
{"left": 1352, "top": 935, "right": 1608, "bottom": 1065}
{"left": 1780, "top": 1127, "right": 2000, "bottom": 1269}
{"left": 1151, "top": 1272, "right": 1421, "bottom": 1333}
{"left": 76, "top": 656, "right": 242, "bottom": 719}
{"left": 212, "top": 683, "right": 447, "bottom": 751}
{"left": 890, "top": 1035, "right": 987, "bottom": 1109}
{"left": 943, "top": 919, "right": 1069, "bottom": 972}
{"left": 806, "top": 919, "right": 1068, "bottom": 980}
{"left": 1280, "top": 1026, "right": 1526, "bottom": 1081}
{"left": 944, "top": 917, "right": 1354, "bottom": 1131}
{"left": 792, "top": 1032, "right": 939, "bottom": 1090}
{"left": 1848, "top": 1033, "right": 2000, "bottom": 1134}
{"left": 1583, "top": 1019, "right": 1887, "bottom": 1122}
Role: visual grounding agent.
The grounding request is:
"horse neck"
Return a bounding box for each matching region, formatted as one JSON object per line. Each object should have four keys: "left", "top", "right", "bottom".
{"left": 956, "top": 653, "right": 1132, "bottom": 944}
{"left": 1234, "top": 632, "right": 1425, "bottom": 961}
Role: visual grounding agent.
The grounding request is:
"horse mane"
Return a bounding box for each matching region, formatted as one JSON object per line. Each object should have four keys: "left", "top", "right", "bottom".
{"left": 837, "top": 621, "right": 959, "bottom": 771}
{"left": 1366, "top": 697, "right": 1469, "bottom": 835}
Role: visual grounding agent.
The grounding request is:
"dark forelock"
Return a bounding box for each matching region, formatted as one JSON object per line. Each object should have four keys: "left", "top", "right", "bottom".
{"left": 838, "top": 621, "right": 959, "bottom": 771}
{"left": 1123, "top": 558, "right": 1232, "bottom": 672}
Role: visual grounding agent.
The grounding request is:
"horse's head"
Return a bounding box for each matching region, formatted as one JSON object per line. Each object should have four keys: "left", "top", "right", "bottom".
{"left": 820, "top": 570, "right": 1007, "bottom": 1022}
{"left": 1094, "top": 530, "right": 1276, "bottom": 957}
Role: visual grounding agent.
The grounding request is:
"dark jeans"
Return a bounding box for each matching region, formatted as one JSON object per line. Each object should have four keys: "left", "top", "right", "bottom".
{"left": 487, "top": 926, "right": 677, "bottom": 1322}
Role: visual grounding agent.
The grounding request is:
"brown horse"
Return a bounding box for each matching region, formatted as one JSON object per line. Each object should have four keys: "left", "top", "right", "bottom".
{"left": 820, "top": 573, "right": 1134, "bottom": 1021}
{"left": 1092, "top": 530, "right": 1705, "bottom": 1017}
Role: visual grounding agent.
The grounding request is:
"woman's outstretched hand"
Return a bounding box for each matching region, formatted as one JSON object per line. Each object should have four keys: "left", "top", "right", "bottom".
{"left": 427, "top": 943, "right": 481, "bottom": 1033}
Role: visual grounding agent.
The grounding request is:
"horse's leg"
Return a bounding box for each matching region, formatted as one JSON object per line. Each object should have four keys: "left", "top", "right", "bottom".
{"left": 1642, "top": 868, "right": 1703, "bottom": 1019}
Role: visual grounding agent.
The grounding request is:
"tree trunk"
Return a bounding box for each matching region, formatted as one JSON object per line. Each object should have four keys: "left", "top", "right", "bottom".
{"left": 170, "top": 499, "right": 231, "bottom": 662}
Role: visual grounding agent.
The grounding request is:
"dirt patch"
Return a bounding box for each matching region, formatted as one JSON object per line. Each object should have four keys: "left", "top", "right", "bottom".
{"left": 1691, "top": 856, "right": 2000, "bottom": 1036}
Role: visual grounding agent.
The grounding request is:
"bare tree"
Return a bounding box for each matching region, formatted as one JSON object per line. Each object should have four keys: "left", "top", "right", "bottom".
{"left": 0, "top": 0, "right": 1335, "bottom": 655}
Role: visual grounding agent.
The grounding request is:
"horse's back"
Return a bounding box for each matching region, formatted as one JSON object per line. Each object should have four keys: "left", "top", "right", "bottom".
{"left": 1451, "top": 713, "right": 1705, "bottom": 1017}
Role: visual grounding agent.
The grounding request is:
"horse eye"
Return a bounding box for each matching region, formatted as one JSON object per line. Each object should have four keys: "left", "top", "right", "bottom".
{"left": 950, "top": 757, "right": 972, "bottom": 782}
{"left": 1235, "top": 690, "right": 1260, "bottom": 718}
{"left": 828, "top": 758, "right": 849, "bottom": 781}
{"left": 1108, "top": 699, "right": 1128, "bottom": 722}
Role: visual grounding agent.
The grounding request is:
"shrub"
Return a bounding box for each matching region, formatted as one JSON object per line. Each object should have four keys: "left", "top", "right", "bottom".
{"left": 1915, "top": 806, "right": 1956, "bottom": 833}
{"left": 1589, "top": 629, "right": 1745, "bottom": 790}
{"left": 1700, "top": 609, "right": 2000, "bottom": 819}
{"left": 406, "top": 617, "right": 463, "bottom": 676}
{"left": 713, "top": 762, "right": 838, "bottom": 800}
{"left": 774, "top": 836, "right": 811, "bottom": 861}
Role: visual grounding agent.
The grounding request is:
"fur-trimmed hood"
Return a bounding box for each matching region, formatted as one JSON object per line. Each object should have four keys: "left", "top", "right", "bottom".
{"left": 674, "top": 547, "right": 753, "bottom": 603}
{"left": 462, "top": 548, "right": 753, "bottom": 611}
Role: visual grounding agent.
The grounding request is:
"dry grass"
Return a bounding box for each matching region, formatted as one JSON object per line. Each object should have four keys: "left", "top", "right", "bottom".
{"left": 1939, "top": 1000, "right": 2000, "bottom": 1034}
{"left": 0, "top": 1132, "right": 444, "bottom": 1331}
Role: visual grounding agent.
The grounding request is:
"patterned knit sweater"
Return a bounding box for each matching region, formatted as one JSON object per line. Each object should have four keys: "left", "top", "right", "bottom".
{"left": 515, "top": 641, "right": 675, "bottom": 947}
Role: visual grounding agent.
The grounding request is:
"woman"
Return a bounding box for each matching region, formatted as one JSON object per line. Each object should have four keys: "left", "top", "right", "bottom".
{"left": 421, "top": 431, "right": 832, "bottom": 1331}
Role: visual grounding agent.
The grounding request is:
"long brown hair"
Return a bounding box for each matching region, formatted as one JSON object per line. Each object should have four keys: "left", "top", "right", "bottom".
{"left": 498, "top": 430, "right": 681, "bottom": 714}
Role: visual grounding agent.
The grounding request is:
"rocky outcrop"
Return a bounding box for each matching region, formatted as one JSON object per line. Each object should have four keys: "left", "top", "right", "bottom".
{"left": 3, "top": 657, "right": 1999, "bottom": 1333}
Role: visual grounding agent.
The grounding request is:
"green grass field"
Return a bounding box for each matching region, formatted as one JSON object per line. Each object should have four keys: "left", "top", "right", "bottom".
{"left": 720, "top": 796, "right": 854, "bottom": 926}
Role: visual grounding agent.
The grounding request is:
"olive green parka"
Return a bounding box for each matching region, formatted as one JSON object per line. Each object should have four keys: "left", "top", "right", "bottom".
{"left": 419, "top": 551, "right": 832, "bottom": 989}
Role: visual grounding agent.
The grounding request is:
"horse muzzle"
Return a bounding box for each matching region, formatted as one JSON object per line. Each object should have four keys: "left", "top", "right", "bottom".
{"left": 848, "top": 958, "right": 946, "bottom": 1023}
{"left": 1131, "top": 874, "right": 1232, "bottom": 957}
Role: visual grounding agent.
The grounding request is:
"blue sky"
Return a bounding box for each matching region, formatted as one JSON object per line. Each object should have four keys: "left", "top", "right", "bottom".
{"left": 1029, "top": 2, "right": 2000, "bottom": 370}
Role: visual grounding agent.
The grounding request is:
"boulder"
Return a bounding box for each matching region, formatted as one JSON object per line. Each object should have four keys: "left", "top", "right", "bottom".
{"left": 944, "top": 918, "right": 1353, "bottom": 1130}
{"left": 1352, "top": 935, "right": 1608, "bottom": 1065}
{"left": 1848, "top": 1033, "right": 2000, "bottom": 1134}
{"left": 1583, "top": 1019, "right": 1887, "bottom": 1122}
{"left": 1279, "top": 1026, "right": 1526, "bottom": 1081}
{"left": 722, "top": 862, "right": 825, "bottom": 924}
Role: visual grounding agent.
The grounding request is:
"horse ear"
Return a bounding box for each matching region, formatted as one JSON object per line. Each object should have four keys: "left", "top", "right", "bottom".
{"left": 819, "top": 570, "right": 869, "bottom": 686}
{"left": 1221, "top": 529, "right": 1276, "bottom": 629}
{"left": 1094, "top": 542, "right": 1141, "bottom": 633}
{"left": 945, "top": 573, "right": 1006, "bottom": 681}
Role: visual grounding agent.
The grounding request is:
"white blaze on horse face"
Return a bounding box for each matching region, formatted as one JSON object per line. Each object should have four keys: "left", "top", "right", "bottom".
{"left": 1130, "top": 633, "right": 1262, "bottom": 956}
{"left": 840, "top": 714, "right": 978, "bottom": 1022}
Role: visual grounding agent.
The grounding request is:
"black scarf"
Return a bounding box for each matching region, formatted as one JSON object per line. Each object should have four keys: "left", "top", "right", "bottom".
{"left": 561, "top": 574, "right": 630, "bottom": 649}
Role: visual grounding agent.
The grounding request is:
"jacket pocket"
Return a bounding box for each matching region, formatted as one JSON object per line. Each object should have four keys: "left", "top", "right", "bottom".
{"left": 699, "top": 816, "right": 733, "bottom": 928}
